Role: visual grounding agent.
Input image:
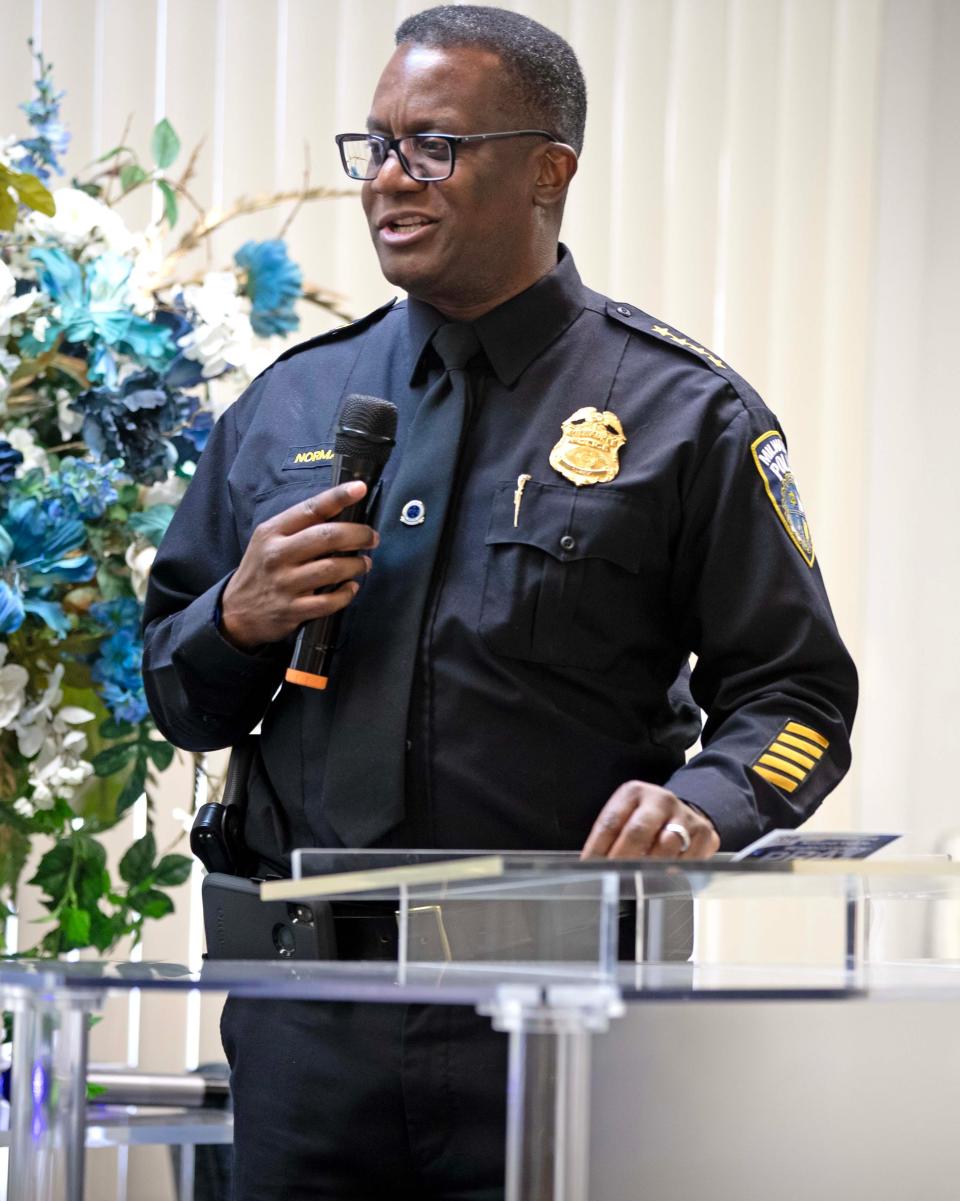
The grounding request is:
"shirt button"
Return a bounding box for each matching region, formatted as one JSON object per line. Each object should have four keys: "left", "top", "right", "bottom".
{"left": 560, "top": 534, "right": 576, "bottom": 551}
{"left": 405, "top": 739, "right": 412, "bottom": 751}
{"left": 617, "top": 305, "right": 632, "bottom": 317}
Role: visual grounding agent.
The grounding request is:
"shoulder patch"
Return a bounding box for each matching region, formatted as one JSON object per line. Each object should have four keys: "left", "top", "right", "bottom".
{"left": 270, "top": 297, "right": 399, "bottom": 368}
{"left": 751, "top": 430, "right": 815, "bottom": 567}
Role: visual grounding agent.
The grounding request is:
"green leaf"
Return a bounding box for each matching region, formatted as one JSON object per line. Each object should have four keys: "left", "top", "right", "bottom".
{"left": 154, "top": 854, "right": 193, "bottom": 887}
{"left": 89, "top": 908, "right": 127, "bottom": 952}
{"left": 156, "top": 179, "right": 178, "bottom": 228}
{"left": 119, "top": 831, "right": 156, "bottom": 886}
{"left": 29, "top": 842, "right": 74, "bottom": 902}
{"left": 145, "top": 739, "right": 175, "bottom": 771}
{"left": 87, "top": 1081, "right": 107, "bottom": 1100}
{"left": 119, "top": 163, "right": 148, "bottom": 194}
{"left": 129, "top": 888, "right": 174, "bottom": 919}
{"left": 12, "top": 170, "right": 56, "bottom": 216}
{"left": 95, "top": 563, "right": 127, "bottom": 600}
{"left": 129, "top": 504, "right": 175, "bottom": 547}
{"left": 94, "top": 144, "right": 135, "bottom": 163}
{"left": 151, "top": 118, "right": 180, "bottom": 169}
{"left": 115, "top": 759, "right": 147, "bottom": 816}
{"left": 0, "top": 825, "right": 31, "bottom": 894}
{"left": 75, "top": 834, "right": 107, "bottom": 872}
{"left": 71, "top": 180, "right": 103, "bottom": 199}
{"left": 61, "top": 906, "right": 91, "bottom": 948}
{"left": 30, "top": 796, "right": 74, "bottom": 836}
{"left": 0, "top": 186, "right": 17, "bottom": 231}
{"left": 74, "top": 863, "right": 109, "bottom": 911}
{"left": 90, "top": 742, "right": 138, "bottom": 777}
{"left": 100, "top": 717, "right": 135, "bottom": 740}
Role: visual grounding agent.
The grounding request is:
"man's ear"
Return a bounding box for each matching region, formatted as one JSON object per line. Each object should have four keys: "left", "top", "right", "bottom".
{"left": 533, "top": 144, "right": 578, "bottom": 208}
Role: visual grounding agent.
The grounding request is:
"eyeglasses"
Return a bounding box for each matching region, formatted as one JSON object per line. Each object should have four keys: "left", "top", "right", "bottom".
{"left": 335, "top": 130, "right": 556, "bottom": 183}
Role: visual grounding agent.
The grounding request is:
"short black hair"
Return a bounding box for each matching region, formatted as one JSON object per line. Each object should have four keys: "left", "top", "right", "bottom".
{"left": 394, "top": 5, "right": 587, "bottom": 155}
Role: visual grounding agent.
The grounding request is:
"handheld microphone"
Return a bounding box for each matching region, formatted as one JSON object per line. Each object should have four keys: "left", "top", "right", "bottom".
{"left": 286, "top": 394, "right": 397, "bottom": 691}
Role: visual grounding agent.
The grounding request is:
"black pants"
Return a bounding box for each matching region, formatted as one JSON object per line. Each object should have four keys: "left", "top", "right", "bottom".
{"left": 221, "top": 998, "right": 508, "bottom": 1201}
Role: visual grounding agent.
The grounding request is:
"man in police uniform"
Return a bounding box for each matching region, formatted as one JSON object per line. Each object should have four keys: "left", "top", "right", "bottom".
{"left": 143, "top": 6, "right": 857, "bottom": 1198}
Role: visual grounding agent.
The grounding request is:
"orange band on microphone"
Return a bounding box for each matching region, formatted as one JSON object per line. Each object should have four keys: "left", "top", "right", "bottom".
{"left": 285, "top": 668, "right": 329, "bottom": 690}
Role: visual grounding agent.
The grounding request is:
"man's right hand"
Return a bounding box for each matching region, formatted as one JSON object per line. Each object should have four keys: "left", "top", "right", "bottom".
{"left": 219, "top": 480, "right": 378, "bottom": 651}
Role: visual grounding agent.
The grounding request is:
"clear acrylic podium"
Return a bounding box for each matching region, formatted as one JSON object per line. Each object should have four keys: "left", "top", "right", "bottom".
{"left": 5, "top": 850, "right": 960, "bottom": 1201}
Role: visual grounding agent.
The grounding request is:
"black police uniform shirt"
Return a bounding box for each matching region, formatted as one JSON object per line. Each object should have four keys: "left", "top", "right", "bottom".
{"left": 142, "top": 247, "right": 857, "bottom": 864}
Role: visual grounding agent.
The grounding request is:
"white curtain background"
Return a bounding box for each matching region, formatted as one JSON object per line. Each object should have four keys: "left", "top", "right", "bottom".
{"left": 1, "top": 1, "right": 958, "bottom": 1196}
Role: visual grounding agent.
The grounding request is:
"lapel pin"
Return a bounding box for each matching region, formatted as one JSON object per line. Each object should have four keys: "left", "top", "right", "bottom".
{"left": 400, "top": 499, "right": 426, "bottom": 526}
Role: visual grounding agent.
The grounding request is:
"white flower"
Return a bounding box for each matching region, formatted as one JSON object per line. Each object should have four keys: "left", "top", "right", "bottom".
{"left": 57, "top": 388, "right": 83, "bottom": 439}
{"left": 12, "top": 663, "right": 95, "bottom": 808}
{"left": 27, "top": 187, "right": 135, "bottom": 256}
{"left": 13, "top": 661, "right": 67, "bottom": 757}
{"left": 32, "top": 314, "right": 50, "bottom": 343}
{"left": 127, "top": 227, "right": 165, "bottom": 315}
{"left": 125, "top": 539, "right": 157, "bottom": 602}
{"left": 5, "top": 426, "right": 48, "bottom": 476}
{"left": 0, "top": 347, "right": 21, "bottom": 408}
{"left": 0, "top": 258, "right": 38, "bottom": 336}
{"left": 206, "top": 373, "right": 243, "bottom": 421}
{"left": 142, "top": 475, "right": 187, "bottom": 507}
{"left": 177, "top": 272, "right": 254, "bottom": 377}
{"left": 0, "top": 136, "right": 29, "bottom": 170}
{"left": 27, "top": 742, "right": 94, "bottom": 810}
{"left": 0, "top": 643, "right": 29, "bottom": 729}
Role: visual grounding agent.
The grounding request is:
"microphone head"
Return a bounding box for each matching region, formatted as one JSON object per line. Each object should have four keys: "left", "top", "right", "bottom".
{"left": 336, "top": 395, "right": 398, "bottom": 463}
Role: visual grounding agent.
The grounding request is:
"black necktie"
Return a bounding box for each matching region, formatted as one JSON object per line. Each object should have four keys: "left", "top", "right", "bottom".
{"left": 321, "top": 322, "right": 482, "bottom": 844}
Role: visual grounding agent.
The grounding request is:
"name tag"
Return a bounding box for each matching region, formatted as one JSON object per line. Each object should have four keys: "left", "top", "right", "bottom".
{"left": 283, "top": 444, "right": 336, "bottom": 470}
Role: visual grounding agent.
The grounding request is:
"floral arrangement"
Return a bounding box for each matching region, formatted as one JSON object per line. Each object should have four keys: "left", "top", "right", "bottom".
{"left": 0, "top": 46, "right": 349, "bottom": 955}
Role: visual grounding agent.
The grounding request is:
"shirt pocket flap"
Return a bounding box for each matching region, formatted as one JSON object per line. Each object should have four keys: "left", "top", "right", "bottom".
{"left": 485, "top": 480, "right": 645, "bottom": 573}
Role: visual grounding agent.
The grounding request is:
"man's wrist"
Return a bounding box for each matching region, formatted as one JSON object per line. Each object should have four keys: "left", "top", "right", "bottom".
{"left": 214, "top": 595, "right": 265, "bottom": 655}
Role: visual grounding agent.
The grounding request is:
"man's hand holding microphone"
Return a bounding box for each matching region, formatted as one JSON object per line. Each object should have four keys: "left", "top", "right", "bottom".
{"left": 218, "top": 480, "right": 377, "bottom": 653}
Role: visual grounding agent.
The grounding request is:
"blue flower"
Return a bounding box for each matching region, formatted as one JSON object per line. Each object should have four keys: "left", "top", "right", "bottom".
{"left": 154, "top": 307, "right": 205, "bottom": 389}
{"left": 0, "top": 441, "right": 24, "bottom": 485}
{"left": 90, "top": 599, "right": 148, "bottom": 723}
{"left": 90, "top": 596, "right": 142, "bottom": 633}
{"left": 73, "top": 369, "right": 194, "bottom": 484}
{"left": 23, "top": 249, "right": 175, "bottom": 371}
{"left": 3, "top": 497, "right": 95, "bottom": 583}
{"left": 54, "top": 456, "right": 123, "bottom": 520}
{"left": 0, "top": 580, "right": 25, "bottom": 635}
{"left": 235, "top": 240, "right": 302, "bottom": 337}
{"left": 173, "top": 404, "right": 214, "bottom": 463}
{"left": 14, "top": 45, "right": 70, "bottom": 182}
{"left": 98, "top": 681, "right": 149, "bottom": 725}
{"left": 0, "top": 496, "right": 87, "bottom": 638}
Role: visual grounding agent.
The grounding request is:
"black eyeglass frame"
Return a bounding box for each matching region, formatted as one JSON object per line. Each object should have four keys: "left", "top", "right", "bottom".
{"left": 334, "top": 129, "right": 558, "bottom": 182}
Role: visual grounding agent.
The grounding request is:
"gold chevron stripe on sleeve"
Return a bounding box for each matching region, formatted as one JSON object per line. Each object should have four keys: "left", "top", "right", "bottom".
{"left": 778, "top": 732, "right": 824, "bottom": 759}
{"left": 752, "top": 721, "right": 830, "bottom": 794}
{"left": 769, "top": 741, "right": 816, "bottom": 769}
{"left": 758, "top": 753, "right": 806, "bottom": 781}
{"left": 785, "top": 721, "right": 829, "bottom": 749}
{"left": 753, "top": 765, "right": 799, "bottom": 793}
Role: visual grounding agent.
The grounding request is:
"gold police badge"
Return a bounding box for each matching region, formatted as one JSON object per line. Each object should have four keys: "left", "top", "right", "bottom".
{"left": 549, "top": 407, "right": 626, "bottom": 486}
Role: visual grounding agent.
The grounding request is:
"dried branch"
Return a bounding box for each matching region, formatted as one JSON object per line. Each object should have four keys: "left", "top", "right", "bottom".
{"left": 277, "top": 141, "right": 311, "bottom": 241}
{"left": 163, "top": 183, "right": 356, "bottom": 264}
{"left": 176, "top": 138, "right": 205, "bottom": 194}
{"left": 300, "top": 285, "right": 355, "bottom": 325}
{"left": 102, "top": 113, "right": 133, "bottom": 206}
